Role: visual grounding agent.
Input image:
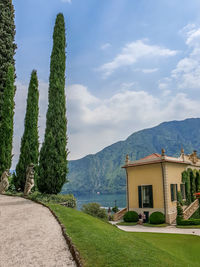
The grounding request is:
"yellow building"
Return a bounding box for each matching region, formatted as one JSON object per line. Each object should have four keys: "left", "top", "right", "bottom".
{"left": 123, "top": 149, "right": 200, "bottom": 224}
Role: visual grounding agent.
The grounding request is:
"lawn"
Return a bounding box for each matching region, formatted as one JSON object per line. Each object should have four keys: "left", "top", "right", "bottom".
{"left": 143, "top": 223, "right": 169, "bottom": 227}
{"left": 116, "top": 222, "right": 138, "bottom": 226}
{"left": 48, "top": 204, "right": 200, "bottom": 267}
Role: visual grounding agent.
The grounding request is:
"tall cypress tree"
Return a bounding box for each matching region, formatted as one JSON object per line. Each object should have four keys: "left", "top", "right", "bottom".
{"left": 38, "top": 13, "right": 68, "bottom": 194}
{"left": 0, "top": 65, "right": 15, "bottom": 175}
{"left": 0, "top": 0, "right": 16, "bottom": 118}
{"left": 0, "top": 0, "right": 16, "bottom": 176}
{"left": 14, "top": 70, "right": 39, "bottom": 191}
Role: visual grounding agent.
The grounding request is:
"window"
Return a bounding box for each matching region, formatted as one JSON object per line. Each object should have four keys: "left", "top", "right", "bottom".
{"left": 170, "top": 184, "right": 177, "bottom": 201}
{"left": 180, "top": 184, "right": 186, "bottom": 199}
{"left": 138, "top": 185, "right": 153, "bottom": 208}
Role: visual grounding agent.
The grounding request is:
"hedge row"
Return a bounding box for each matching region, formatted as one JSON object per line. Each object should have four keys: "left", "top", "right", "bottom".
{"left": 123, "top": 211, "right": 165, "bottom": 224}
{"left": 177, "top": 218, "right": 200, "bottom": 226}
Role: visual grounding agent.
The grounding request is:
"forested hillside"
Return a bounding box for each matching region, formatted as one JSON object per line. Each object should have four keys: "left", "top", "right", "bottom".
{"left": 63, "top": 118, "right": 200, "bottom": 195}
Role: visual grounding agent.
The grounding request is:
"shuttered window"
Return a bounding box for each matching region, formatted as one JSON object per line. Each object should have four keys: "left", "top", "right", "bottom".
{"left": 138, "top": 185, "right": 153, "bottom": 208}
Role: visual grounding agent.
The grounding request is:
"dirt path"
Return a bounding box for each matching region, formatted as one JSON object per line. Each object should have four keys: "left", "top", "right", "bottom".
{"left": 0, "top": 195, "right": 76, "bottom": 267}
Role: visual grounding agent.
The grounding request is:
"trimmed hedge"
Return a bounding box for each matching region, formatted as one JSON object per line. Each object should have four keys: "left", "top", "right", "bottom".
{"left": 149, "top": 212, "right": 165, "bottom": 224}
{"left": 177, "top": 218, "right": 200, "bottom": 226}
{"left": 123, "top": 211, "right": 139, "bottom": 222}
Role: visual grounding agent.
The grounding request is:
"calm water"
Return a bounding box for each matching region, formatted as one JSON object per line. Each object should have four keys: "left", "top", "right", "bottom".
{"left": 74, "top": 193, "right": 127, "bottom": 210}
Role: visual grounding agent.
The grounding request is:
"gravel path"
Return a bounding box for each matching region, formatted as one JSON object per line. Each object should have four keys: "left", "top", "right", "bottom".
{"left": 0, "top": 195, "right": 76, "bottom": 267}
{"left": 113, "top": 223, "right": 200, "bottom": 236}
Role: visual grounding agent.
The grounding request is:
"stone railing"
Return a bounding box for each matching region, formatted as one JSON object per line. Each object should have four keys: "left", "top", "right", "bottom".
{"left": 113, "top": 207, "right": 127, "bottom": 221}
{"left": 183, "top": 199, "right": 199, "bottom": 220}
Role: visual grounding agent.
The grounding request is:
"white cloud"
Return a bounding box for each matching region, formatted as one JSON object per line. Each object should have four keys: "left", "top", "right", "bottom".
{"left": 66, "top": 84, "right": 200, "bottom": 160}
{"left": 99, "top": 40, "right": 178, "bottom": 77}
{"left": 100, "top": 43, "right": 111, "bottom": 50}
{"left": 165, "top": 24, "right": 200, "bottom": 90}
{"left": 13, "top": 81, "right": 200, "bottom": 166}
{"left": 141, "top": 68, "right": 158, "bottom": 73}
{"left": 61, "top": 0, "right": 71, "bottom": 3}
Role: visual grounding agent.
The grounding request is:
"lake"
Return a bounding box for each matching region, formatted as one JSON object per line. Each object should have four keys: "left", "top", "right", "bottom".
{"left": 73, "top": 193, "right": 127, "bottom": 210}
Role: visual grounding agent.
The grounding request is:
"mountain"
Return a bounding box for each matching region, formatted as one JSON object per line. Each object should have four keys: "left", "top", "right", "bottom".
{"left": 62, "top": 118, "right": 200, "bottom": 195}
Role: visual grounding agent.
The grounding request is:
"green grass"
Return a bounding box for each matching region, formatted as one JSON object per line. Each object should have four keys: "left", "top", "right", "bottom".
{"left": 143, "top": 223, "right": 169, "bottom": 227}
{"left": 49, "top": 204, "right": 200, "bottom": 267}
{"left": 116, "top": 222, "right": 137, "bottom": 226}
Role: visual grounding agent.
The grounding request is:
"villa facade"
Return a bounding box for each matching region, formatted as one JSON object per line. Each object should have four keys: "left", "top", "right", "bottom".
{"left": 123, "top": 149, "right": 200, "bottom": 224}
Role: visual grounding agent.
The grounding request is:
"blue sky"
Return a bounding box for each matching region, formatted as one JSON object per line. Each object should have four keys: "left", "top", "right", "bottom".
{"left": 12, "top": 0, "right": 200, "bottom": 167}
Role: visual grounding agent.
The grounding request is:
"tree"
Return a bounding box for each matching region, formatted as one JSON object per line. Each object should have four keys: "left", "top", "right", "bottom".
{"left": 0, "top": 0, "right": 16, "bottom": 121}
{"left": 182, "top": 170, "right": 191, "bottom": 205}
{"left": 0, "top": 65, "right": 15, "bottom": 175}
{"left": 14, "top": 70, "right": 39, "bottom": 191}
{"left": 189, "top": 169, "right": 196, "bottom": 202}
{"left": 0, "top": 0, "right": 16, "bottom": 176}
{"left": 196, "top": 171, "right": 200, "bottom": 193}
{"left": 38, "top": 13, "right": 68, "bottom": 194}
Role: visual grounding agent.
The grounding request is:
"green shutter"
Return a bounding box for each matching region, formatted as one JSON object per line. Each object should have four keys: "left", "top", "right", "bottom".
{"left": 149, "top": 185, "right": 153, "bottom": 208}
{"left": 175, "top": 184, "right": 178, "bottom": 200}
{"left": 171, "top": 184, "right": 174, "bottom": 201}
{"left": 138, "top": 186, "right": 142, "bottom": 208}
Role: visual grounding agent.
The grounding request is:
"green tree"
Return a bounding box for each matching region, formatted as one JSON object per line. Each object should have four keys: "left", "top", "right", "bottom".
{"left": 182, "top": 170, "right": 191, "bottom": 205}
{"left": 14, "top": 70, "right": 39, "bottom": 191}
{"left": 38, "top": 13, "right": 68, "bottom": 194}
{"left": 0, "top": 65, "right": 15, "bottom": 175}
{"left": 196, "top": 171, "right": 200, "bottom": 192}
{"left": 0, "top": 0, "right": 16, "bottom": 121}
{"left": 189, "top": 169, "right": 196, "bottom": 202}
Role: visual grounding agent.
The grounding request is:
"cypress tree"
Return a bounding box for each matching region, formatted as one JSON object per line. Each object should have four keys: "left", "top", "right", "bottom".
{"left": 0, "top": 65, "right": 15, "bottom": 175}
{"left": 14, "top": 70, "right": 39, "bottom": 191}
{"left": 182, "top": 170, "right": 191, "bottom": 205}
{"left": 196, "top": 171, "right": 200, "bottom": 192}
{"left": 38, "top": 13, "right": 68, "bottom": 194}
{"left": 0, "top": 0, "right": 17, "bottom": 119}
{"left": 188, "top": 169, "right": 196, "bottom": 202}
{"left": 0, "top": 0, "right": 16, "bottom": 176}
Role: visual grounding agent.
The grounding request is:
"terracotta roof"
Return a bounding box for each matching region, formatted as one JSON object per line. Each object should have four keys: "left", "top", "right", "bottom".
{"left": 122, "top": 152, "right": 200, "bottom": 168}
{"left": 140, "top": 153, "right": 161, "bottom": 160}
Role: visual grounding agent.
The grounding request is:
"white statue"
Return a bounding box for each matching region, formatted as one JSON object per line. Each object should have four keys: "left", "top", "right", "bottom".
{"left": 24, "top": 163, "right": 35, "bottom": 196}
{"left": 0, "top": 169, "right": 10, "bottom": 194}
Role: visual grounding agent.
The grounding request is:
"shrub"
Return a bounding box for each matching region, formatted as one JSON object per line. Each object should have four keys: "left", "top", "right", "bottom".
{"left": 176, "top": 201, "right": 184, "bottom": 224}
{"left": 81, "top": 203, "right": 108, "bottom": 220}
{"left": 149, "top": 212, "right": 165, "bottom": 224}
{"left": 178, "top": 218, "right": 200, "bottom": 226}
{"left": 7, "top": 174, "right": 16, "bottom": 193}
{"left": 112, "top": 206, "right": 119, "bottom": 213}
{"left": 123, "top": 211, "right": 139, "bottom": 222}
{"left": 28, "top": 191, "right": 76, "bottom": 208}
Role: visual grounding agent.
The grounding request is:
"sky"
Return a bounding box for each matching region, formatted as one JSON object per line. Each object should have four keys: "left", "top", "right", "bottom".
{"left": 12, "top": 0, "right": 200, "bottom": 168}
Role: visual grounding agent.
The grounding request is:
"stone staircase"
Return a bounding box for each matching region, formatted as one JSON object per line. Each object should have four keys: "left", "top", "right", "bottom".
{"left": 113, "top": 207, "right": 127, "bottom": 221}
{"left": 183, "top": 199, "right": 199, "bottom": 220}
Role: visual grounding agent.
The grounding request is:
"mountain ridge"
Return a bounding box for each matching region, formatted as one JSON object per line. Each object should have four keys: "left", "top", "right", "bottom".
{"left": 63, "top": 118, "right": 200, "bottom": 195}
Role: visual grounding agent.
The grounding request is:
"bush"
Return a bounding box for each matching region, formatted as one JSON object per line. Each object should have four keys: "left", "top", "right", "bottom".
{"left": 81, "top": 203, "right": 108, "bottom": 220}
{"left": 28, "top": 191, "right": 76, "bottom": 208}
{"left": 177, "top": 218, "right": 200, "bottom": 226}
{"left": 112, "top": 206, "right": 119, "bottom": 213}
{"left": 7, "top": 174, "right": 16, "bottom": 193}
{"left": 123, "top": 211, "right": 139, "bottom": 222}
{"left": 149, "top": 212, "right": 165, "bottom": 224}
